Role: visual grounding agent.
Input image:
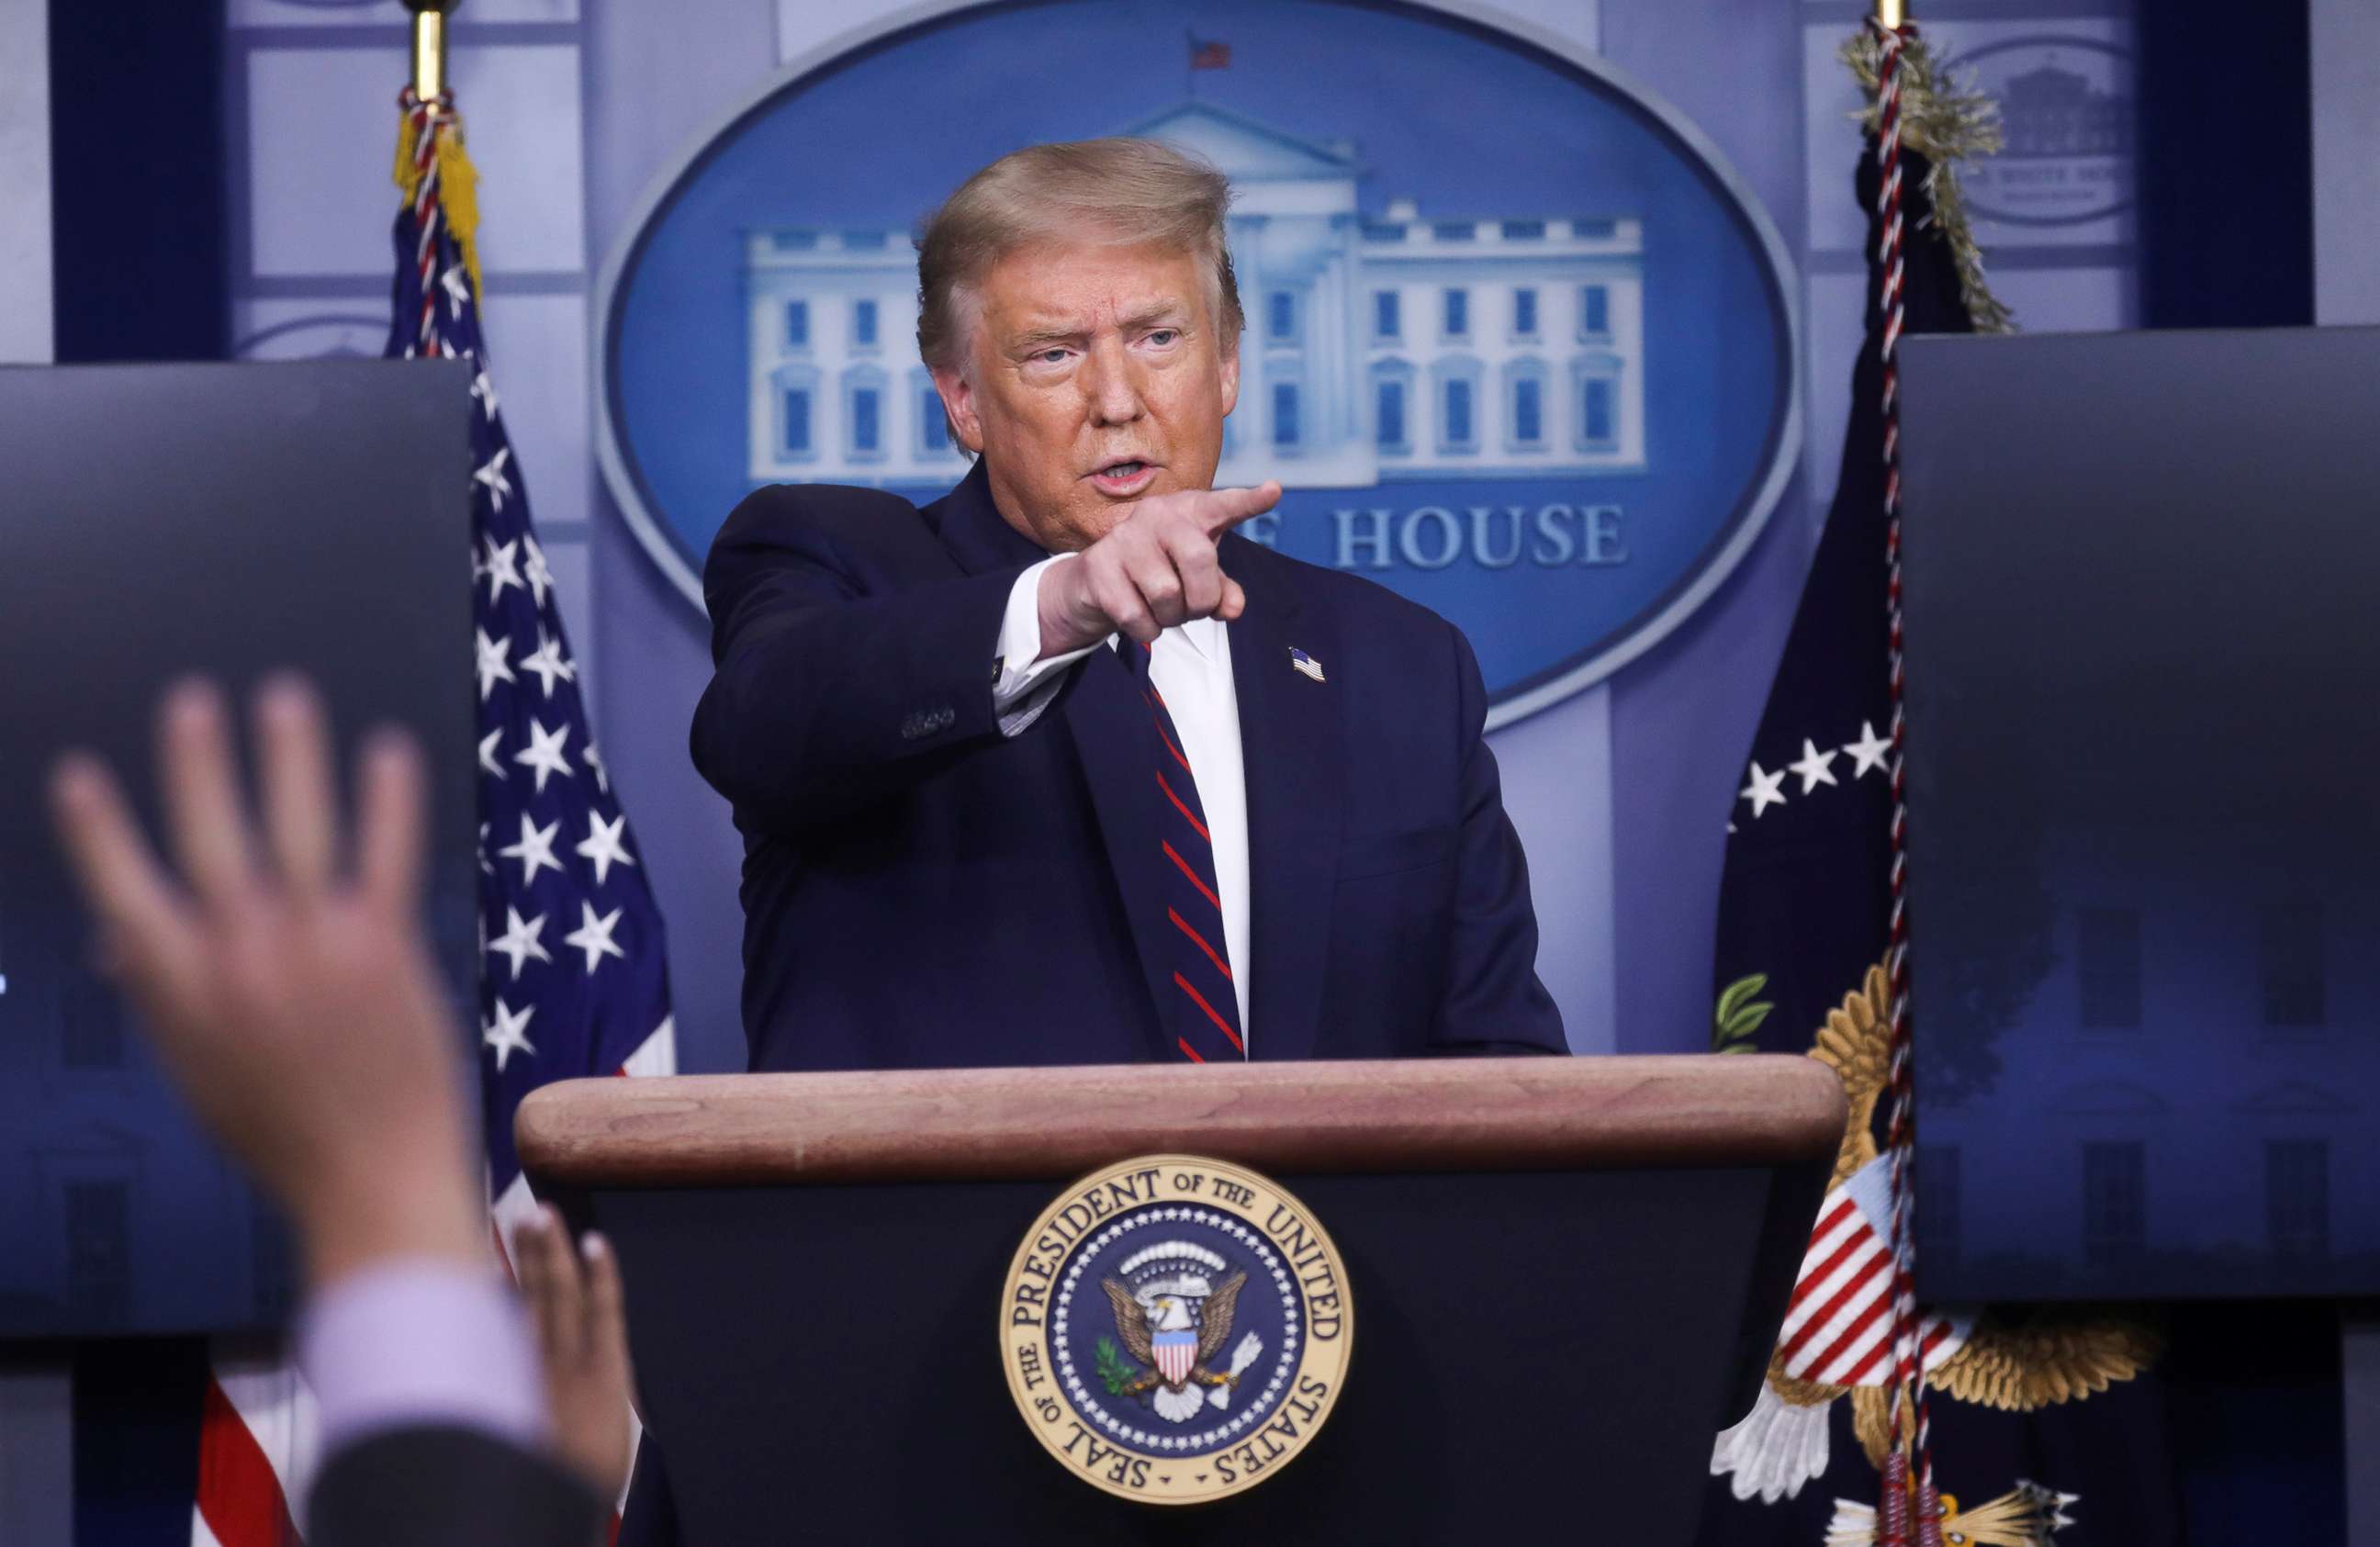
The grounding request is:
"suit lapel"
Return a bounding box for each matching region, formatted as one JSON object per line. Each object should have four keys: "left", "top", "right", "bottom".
{"left": 1056, "top": 646, "right": 1178, "bottom": 1059}
{"left": 1225, "top": 535, "right": 1342, "bottom": 1062}
{"left": 929, "top": 461, "right": 1176, "bottom": 1058}
{"left": 923, "top": 458, "right": 1047, "bottom": 577}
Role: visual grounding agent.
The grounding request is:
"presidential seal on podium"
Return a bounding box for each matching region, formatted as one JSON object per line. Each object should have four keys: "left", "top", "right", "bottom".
{"left": 1000, "top": 1154, "right": 1353, "bottom": 1504}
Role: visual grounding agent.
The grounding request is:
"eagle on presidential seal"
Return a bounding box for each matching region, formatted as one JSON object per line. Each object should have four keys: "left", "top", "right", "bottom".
{"left": 1097, "top": 1241, "right": 1266, "bottom": 1424}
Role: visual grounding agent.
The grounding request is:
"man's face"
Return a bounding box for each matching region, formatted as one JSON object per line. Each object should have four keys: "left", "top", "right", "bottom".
{"left": 933, "top": 240, "right": 1240, "bottom": 554}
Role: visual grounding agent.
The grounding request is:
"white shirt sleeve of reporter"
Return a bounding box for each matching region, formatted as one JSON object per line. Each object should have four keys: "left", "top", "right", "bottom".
{"left": 992, "top": 554, "right": 1106, "bottom": 736}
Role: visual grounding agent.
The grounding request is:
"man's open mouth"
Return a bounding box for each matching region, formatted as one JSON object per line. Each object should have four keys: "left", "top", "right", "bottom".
{"left": 1090, "top": 459, "right": 1158, "bottom": 492}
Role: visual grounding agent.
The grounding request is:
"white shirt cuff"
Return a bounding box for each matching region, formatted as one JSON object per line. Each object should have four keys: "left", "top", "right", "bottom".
{"left": 298, "top": 1258, "right": 548, "bottom": 1458}
{"left": 993, "top": 555, "right": 1105, "bottom": 735}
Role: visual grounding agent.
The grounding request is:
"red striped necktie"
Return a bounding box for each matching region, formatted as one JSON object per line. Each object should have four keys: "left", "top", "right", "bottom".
{"left": 1125, "top": 639, "right": 1245, "bottom": 1063}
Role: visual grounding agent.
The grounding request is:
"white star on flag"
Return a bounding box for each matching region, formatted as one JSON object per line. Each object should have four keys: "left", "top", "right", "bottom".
{"left": 481, "top": 535, "right": 522, "bottom": 604}
{"left": 497, "top": 813, "right": 563, "bottom": 884}
{"left": 1788, "top": 737, "right": 1839, "bottom": 793}
{"left": 474, "top": 446, "right": 514, "bottom": 512}
{"left": 564, "top": 902, "right": 627, "bottom": 973}
{"left": 440, "top": 262, "right": 473, "bottom": 319}
{"left": 469, "top": 367, "right": 500, "bottom": 420}
{"left": 481, "top": 995, "right": 536, "bottom": 1073}
{"left": 1740, "top": 761, "right": 1788, "bottom": 818}
{"left": 512, "top": 718, "right": 574, "bottom": 794}
{"left": 486, "top": 906, "right": 552, "bottom": 981}
{"left": 576, "top": 811, "right": 637, "bottom": 887}
{"left": 516, "top": 628, "right": 577, "bottom": 699}
{"left": 582, "top": 740, "right": 609, "bottom": 795}
{"left": 475, "top": 627, "right": 516, "bottom": 701}
{"left": 477, "top": 728, "right": 505, "bottom": 779}
{"left": 522, "top": 533, "right": 553, "bottom": 609}
{"left": 1845, "top": 720, "right": 1892, "bottom": 779}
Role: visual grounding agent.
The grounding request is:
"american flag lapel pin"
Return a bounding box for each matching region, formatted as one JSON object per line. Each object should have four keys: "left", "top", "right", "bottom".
{"left": 1289, "top": 647, "right": 1326, "bottom": 683}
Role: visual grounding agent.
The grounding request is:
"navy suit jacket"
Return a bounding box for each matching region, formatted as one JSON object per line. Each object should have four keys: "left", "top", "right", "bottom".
{"left": 690, "top": 460, "right": 1566, "bottom": 1071}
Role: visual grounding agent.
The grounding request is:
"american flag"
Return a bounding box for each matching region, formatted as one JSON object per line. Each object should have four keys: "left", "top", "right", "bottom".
{"left": 1774, "top": 1155, "right": 1968, "bottom": 1390}
{"left": 192, "top": 84, "right": 674, "bottom": 1547}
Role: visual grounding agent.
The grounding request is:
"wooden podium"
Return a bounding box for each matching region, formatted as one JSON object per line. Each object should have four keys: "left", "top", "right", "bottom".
{"left": 518, "top": 1055, "right": 1842, "bottom": 1544}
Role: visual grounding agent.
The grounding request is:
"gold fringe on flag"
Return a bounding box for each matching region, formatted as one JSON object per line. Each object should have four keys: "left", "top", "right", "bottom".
{"left": 391, "top": 99, "right": 486, "bottom": 304}
{"left": 1841, "top": 28, "right": 2015, "bottom": 334}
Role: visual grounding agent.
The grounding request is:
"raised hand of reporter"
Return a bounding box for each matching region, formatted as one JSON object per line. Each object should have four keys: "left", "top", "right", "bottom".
{"left": 514, "top": 1206, "right": 637, "bottom": 1507}
{"left": 46, "top": 675, "right": 479, "bottom": 1289}
{"left": 1034, "top": 479, "right": 1282, "bottom": 656}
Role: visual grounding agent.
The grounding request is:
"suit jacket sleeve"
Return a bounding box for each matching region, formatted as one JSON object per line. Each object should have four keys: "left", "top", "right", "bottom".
{"left": 689, "top": 485, "right": 1030, "bottom": 834}
{"left": 308, "top": 1426, "right": 607, "bottom": 1547}
{"left": 1431, "top": 622, "right": 1569, "bottom": 1056}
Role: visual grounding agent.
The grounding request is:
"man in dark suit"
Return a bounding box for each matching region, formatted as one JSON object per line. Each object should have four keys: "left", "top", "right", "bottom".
{"left": 692, "top": 136, "right": 1566, "bottom": 1071}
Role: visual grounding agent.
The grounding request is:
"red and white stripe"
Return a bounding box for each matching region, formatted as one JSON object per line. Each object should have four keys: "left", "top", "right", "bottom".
{"left": 1776, "top": 1158, "right": 1970, "bottom": 1390}
{"left": 191, "top": 1016, "right": 676, "bottom": 1543}
{"left": 192, "top": 1343, "right": 316, "bottom": 1547}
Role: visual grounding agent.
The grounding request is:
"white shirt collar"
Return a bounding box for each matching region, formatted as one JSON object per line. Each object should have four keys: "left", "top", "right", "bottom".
{"left": 1175, "top": 613, "right": 1223, "bottom": 661}
{"left": 1106, "top": 613, "right": 1223, "bottom": 661}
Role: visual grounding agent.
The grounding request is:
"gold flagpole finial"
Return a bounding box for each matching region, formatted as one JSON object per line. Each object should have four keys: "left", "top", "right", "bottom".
{"left": 1875, "top": 0, "right": 1909, "bottom": 28}
{"left": 403, "top": 0, "right": 459, "bottom": 99}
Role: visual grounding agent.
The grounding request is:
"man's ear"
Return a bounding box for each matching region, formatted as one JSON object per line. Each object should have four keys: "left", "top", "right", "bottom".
{"left": 1216, "top": 330, "right": 1241, "bottom": 419}
{"left": 929, "top": 365, "right": 983, "bottom": 455}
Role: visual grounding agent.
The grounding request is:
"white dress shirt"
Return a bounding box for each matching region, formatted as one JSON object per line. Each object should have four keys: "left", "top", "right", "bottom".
{"left": 992, "top": 554, "right": 1252, "bottom": 1045}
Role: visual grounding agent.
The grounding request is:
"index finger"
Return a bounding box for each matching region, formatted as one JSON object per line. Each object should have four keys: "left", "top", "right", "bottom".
{"left": 159, "top": 678, "right": 259, "bottom": 909}
{"left": 1193, "top": 481, "right": 1283, "bottom": 536}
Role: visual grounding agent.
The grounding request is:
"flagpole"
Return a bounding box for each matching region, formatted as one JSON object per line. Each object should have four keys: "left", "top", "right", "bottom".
{"left": 404, "top": 0, "right": 457, "bottom": 101}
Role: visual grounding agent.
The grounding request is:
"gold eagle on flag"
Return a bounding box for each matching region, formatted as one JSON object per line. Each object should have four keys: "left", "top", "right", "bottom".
{"left": 1711, "top": 966, "right": 2160, "bottom": 1531}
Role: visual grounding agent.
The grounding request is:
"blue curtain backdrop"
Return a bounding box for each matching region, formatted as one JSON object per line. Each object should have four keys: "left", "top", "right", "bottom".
{"left": 2135, "top": 0, "right": 2312, "bottom": 330}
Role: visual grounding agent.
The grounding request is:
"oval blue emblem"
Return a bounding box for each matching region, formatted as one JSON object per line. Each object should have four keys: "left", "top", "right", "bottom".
{"left": 596, "top": 1, "right": 1801, "bottom": 725}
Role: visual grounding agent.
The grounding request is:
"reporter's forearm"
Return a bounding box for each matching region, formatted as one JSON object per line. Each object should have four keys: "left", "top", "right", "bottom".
{"left": 298, "top": 1153, "right": 486, "bottom": 1293}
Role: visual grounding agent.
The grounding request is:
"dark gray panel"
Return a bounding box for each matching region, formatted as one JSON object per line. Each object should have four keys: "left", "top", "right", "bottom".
{"left": 0, "top": 359, "right": 477, "bottom": 1336}
{"left": 1898, "top": 327, "right": 2380, "bottom": 1300}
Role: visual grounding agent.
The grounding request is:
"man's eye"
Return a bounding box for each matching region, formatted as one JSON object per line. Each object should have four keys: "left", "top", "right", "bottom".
{"left": 1037, "top": 349, "right": 1070, "bottom": 364}
{"left": 1147, "top": 330, "right": 1179, "bottom": 346}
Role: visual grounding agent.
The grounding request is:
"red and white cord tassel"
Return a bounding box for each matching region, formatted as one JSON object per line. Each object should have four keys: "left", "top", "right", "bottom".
{"left": 399, "top": 87, "right": 452, "bottom": 359}
{"left": 1870, "top": 17, "right": 1943, "bottom": 1547}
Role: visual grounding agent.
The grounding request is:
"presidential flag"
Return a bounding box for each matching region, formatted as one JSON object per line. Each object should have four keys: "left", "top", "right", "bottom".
{"left": 191, "top": 83, "right": 675, "bottom": 1547}
{"left": 1696, "top": 21, "right": 2163, "bottom": 1547}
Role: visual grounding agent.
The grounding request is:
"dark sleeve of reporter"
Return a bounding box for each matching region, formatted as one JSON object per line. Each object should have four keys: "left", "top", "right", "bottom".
{"left": 309, "top": 1427, "right": 609, "bottom": 1547}
{"left": 689, "top": 485, "right": 1029, "bottom": 834}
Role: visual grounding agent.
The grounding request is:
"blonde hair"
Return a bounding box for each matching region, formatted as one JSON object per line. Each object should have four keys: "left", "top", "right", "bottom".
{"left": 915, "top": 138, "right": 1243, "bottom": 374}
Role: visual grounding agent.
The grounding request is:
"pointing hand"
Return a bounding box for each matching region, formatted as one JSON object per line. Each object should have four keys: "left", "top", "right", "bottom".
{"left": 1036, "top": 481, "right": 1283, "bottom": 656}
